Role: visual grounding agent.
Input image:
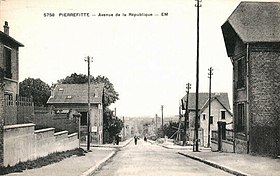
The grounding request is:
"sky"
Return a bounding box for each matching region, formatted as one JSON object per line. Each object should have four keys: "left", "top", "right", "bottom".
{"left": 0, "top": 0, "right": 275, "bottom": 117}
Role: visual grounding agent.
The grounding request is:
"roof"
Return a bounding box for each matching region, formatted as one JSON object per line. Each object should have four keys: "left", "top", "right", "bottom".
{"left": 181, "top": 92, "right": 231, "bottom": 111}
{"left": 47, "top": 83, "right": 104, "bottom": 104}
{"left": 222, "top": 2, "right": 280, "bottom": 56}
{"left": 0, "top": 31, "right": 24, "bottom": 47}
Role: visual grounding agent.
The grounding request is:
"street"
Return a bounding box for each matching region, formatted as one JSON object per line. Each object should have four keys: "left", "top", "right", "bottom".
{"left": 93, "top": 139, "right": 233, "bottom": 176}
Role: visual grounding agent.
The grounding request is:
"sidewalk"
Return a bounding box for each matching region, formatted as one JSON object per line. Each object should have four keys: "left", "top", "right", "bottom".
{"left": 5, "top": 139, "right": 132, "bottom": 176}
{"left": 160, "top": 141, "right": 280, "bottom": 176}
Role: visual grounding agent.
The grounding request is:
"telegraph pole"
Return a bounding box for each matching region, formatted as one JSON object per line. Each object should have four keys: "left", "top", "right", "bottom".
{"left": 194, "top": 0, "right": 202, "bottom": 152}
{"left": 155, "top": 114, "right": 158, "bottom": 128}
{"left": 85, "top": 56, "right": 93, "bottom": 151}
{"left": 208, "top": 67, "right": 213, "bottom": 147}
{"left": 161, "top": 105, "right": 164, "bottom": 137}
{"left": 184, "top": 83, "right": 191, "bottom": 146}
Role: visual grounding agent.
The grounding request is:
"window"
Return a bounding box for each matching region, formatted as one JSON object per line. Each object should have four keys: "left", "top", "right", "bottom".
{"left": 237, "top": 57, "right": 245, "bottom": 89}
{"left": 237, "top": 103, "right": 245, "bottom": 132}
{"left": 3, "top": 47, "right": 12, "bottom": 79}
{"left": 202, "top": 114, "right": 206, "bottom": 120}
{"left": 221, "top": 110, "right": 226, "bottom": 120}
{"left": 209, "top": 115, "right": 213, "bottom": 124}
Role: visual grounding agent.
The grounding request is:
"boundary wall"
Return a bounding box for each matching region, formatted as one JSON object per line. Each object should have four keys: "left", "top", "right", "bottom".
{"left": 3, "top": 123, "right": 78, "bottom": 166}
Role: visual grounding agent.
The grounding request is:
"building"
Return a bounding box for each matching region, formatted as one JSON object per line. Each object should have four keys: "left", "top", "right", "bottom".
{"left": 222, "top": 2, "right": 280, "bottom": 156}
{"left": 47, "top": 83, "right": 104, "bottom": 144}
{"left": 0, "top": 21, "right": 34, "bottom": 167}
{"left": 181, "top": 92, "right": 232, "bottom": 147}
{"left": 0, "top": 21, "right": 24, "bottom": 165}
{"left": 0, "top": 21, "right": 33, "bottom": 126}
{"left": 0, "top": 21, "right": 24, "bottom": 96}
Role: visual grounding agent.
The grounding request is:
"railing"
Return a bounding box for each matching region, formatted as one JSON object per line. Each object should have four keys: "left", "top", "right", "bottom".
{"left": 225, "top": 129, "right": 234, "bottom": 142}
{"left": 4, "top": 95, "right": 34, "bottom": 125}
{"left": 212, "top": 129, "right": 234, "bottom": 142}
{"left": 5, "top": 96, "right": 33, "bottom": 107}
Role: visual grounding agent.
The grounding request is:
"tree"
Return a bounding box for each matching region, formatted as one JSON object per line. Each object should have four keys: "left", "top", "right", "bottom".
{"left": 57, "top": 73, "right": 88, "bottom": 84}
{"left": 103, "top": 107, "right": 124, "bottom": 142}
{"left": 19, "top": 78, "right": 51, "bottom": 106}
{"left": 162, "top": 121, "right": 185, "bottom": 139}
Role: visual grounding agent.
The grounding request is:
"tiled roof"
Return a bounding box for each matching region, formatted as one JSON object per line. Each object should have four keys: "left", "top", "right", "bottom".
{"left": 0, "top": 31, "right": 24, "bottom": 47}
{"left": 181, "top": 92, "right": 231, "bottom": 111}
{"left": 47, "top": 83, "right": 104, "bottom": 104}
{"left": 222, "top": 2, "right": 280, "bottom": 56}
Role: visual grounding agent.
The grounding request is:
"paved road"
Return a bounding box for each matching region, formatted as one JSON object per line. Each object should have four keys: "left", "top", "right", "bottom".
{"left": 93, "top": 139, "right": 232, "bottom": 176}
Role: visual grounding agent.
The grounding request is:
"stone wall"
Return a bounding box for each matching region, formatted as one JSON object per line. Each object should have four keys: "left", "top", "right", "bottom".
{"left": 3, "top": 123, "right": 78, "bottom": 167}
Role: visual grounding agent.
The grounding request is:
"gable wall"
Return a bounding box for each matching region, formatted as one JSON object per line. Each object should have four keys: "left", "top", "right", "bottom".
{"left": 248, "top": 45, "right": 280, "bottom": 156}
{"left": 200, "top": 99, "right": 232, "bottom": 147}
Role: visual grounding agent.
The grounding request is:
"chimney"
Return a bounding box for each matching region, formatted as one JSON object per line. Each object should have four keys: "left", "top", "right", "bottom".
{"left": 3, "top": 21, "right": 9, "bottom": 35}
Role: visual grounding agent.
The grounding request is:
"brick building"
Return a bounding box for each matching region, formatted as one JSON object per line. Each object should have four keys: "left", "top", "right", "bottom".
{"left": 181, "top": 92, "right": 232, "bottom": 147}
{"left": 222, "top": 2, "right": 280, "bottom": 156}
{"left": 47, "top": 83, "right": 104, "bottom": 144}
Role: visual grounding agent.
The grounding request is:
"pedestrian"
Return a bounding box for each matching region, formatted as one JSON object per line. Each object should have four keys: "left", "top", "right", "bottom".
{"left": 115, "top": 134, "right": 120, "bottom": 145}
{"left": 134, "top": 135, "right": 138, "bottom": 145}
{"left": 144, "top": 136, "right": 147, "bottom": 142}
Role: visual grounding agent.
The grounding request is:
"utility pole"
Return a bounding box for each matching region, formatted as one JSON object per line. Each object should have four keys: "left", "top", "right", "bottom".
{"left": 161, "top": 105, "right": 164, "bottom": 137}
{"left": 208, "top": 67, "right": 213, "bottom": 147}
{"left": 184, "top": 83, "right": 191, "bottom": 146}
{"left": 85, "top": 56, "right": 93, "bottom": 151}
{"left": 194, "top": 0, "right": 202, "bottom": 152}
{"left": 114, "top": 107, "right": 117, "bottom": 118}
{"left": 155, "top": 113, "right": 158, "bottom": 128}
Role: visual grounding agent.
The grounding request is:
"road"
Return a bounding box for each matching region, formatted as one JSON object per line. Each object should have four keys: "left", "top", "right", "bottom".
{"left": 93, "top": 139, "right": 233, "bottom": 176}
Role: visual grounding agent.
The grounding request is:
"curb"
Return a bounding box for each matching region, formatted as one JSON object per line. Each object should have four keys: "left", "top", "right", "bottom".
{"left": 80, "top": 139, "right": 132, "bottom": 176}
{"left": 178, "top": 152, "right": 249, "bottom": 176}
{"left": 158, "top": 143, "right": 211, "bottom": 151}
{"left": 80, "top": 150, "right": 117, "bottom": 176}
{"left": 160, "top": 144, "right": 193, "bottom": 150}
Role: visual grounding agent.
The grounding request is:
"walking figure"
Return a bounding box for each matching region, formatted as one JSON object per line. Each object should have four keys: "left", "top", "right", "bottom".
{"left": 115, "top": 134, "right": 120, "bottom": 145}
{"left": 134, "top": 135, "right": 138, "bottom": 145}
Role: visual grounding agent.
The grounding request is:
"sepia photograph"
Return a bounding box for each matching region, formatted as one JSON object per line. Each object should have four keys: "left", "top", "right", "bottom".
{"left": 0, "top": 0, "right": 279, "bottom": 175}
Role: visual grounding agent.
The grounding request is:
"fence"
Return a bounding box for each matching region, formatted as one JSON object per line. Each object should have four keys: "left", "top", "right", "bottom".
{"left": 211, "top": 122, "right": 235, "bottom": 152}
{"left": 4, "top": 96, "right": 34, "bottom": 125}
